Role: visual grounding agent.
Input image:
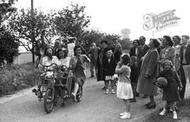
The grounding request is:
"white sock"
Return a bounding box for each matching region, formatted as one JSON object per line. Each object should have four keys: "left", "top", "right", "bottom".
{"left": 159, "top": 108, "right": 166, "bottom": 115}
{"left": 173, "top": 111, "right": 177, "bottom": 119}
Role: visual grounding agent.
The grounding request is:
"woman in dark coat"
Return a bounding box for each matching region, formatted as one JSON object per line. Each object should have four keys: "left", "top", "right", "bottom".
{"left": 137, "top": 38, "right": 160, "bottom": 109}
{"left": 129, "top": 39, "right": 139, "bottom": 57}
{"left": 96, "top": 40, "right": 109, "bottom": 89}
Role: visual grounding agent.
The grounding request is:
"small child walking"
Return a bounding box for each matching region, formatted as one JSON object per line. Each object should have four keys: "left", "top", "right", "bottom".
{"left": 103, "top": 49, "right": 117, "bottom": 94}
{"left": 116, "top": 54, "right": 133, "bottom": 119}
{"left": 157, "top": 60, "right": 183, "bottom": 119}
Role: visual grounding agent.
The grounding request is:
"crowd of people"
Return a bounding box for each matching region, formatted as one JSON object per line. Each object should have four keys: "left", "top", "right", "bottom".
{"left": 36, "top": 34, "right": 190, "bottom": 120}
{"left": 92, "top": 35, "right": 190, "bottom": 119}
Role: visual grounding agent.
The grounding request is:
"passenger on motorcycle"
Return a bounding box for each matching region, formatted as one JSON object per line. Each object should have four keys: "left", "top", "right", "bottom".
{"left": 55, "top": 48, "right": 73, "bottom": 94}
{"left": 69, "top": 45, "right": 91, "bottom": 101}
{"left": 56, "top": 48, "right": 71, "bottom": 67}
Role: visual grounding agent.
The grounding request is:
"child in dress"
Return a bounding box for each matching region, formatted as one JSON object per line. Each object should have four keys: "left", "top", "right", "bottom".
{"left": 103, "top": 49, "right": 117, "bottom": 94}
{"left": 116, "top": 54, "right": 133, "bottom": 119}
{"left": 157, "top": 60, "right": 183, "bottom": 119}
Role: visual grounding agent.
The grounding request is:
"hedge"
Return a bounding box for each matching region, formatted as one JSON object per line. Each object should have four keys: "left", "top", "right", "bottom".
{"left": 0, "top": 63, "right": 41, "bottom": 96}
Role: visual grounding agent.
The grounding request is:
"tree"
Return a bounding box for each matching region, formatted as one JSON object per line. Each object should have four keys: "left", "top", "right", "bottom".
{"left": 53, "top": 4, "right": 90, "bottom": 44}
{"left": 8, "top": 8, "right": 55, "bottom": 55}
{"left": 0, "top": 29, "right": 19, "bottom": 64}
{"left": 81, "top": 30, "right": 104, "bottom": 51}
{"left": 79, "top": 30, "right": 121, "bottom": 52}
{"left": 0, "top": 0, "right": 19, "bottom": 64}
{"left": 101, "top": 34, "right": 121, "bottom": 48}
{"left": 0, "top": 0, "right": 17, "bottom": 26}
{"left": 120, "top": 38, "right": 133, "bottom": 50}
{"left": 9, "top": 4, "right": 91, "bottom": 55}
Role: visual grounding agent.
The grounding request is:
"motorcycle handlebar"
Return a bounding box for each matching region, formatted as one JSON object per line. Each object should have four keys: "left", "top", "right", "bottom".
{"left": 38, "top": 63, "right": 59, "bottom": 72}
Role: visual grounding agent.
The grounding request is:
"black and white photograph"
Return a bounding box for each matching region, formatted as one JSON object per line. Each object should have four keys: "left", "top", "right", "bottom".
{"left": 0, "top": 0, "right": 190, "bottom": 122}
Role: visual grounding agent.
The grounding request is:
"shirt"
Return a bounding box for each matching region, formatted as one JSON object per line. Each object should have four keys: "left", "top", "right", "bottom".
{"left": 41, "top": 56, "right": 59, "bottom": 76}
{"left": 115, "top": 65, "right": 131, "bottom": 83}
{"left": 57, "top": 57, "right": 71, "bottom": 67}
{"left": 41, "top": 56, "right": 59, "bottom": 67}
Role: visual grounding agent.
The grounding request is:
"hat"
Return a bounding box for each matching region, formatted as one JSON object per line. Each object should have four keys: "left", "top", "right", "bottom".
{"left": 163, "top": 59, "right": 172, "bottom": 65}
{"left": 162, "top": 59, "right": 173, "bottom": 68}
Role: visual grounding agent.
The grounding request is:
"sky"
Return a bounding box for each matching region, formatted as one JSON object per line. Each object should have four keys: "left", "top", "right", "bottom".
{"left": 14, "top": 0, "right": 190, "bottom": 41}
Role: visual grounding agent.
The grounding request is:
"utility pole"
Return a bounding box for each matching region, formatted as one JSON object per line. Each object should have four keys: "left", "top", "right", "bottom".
{"left": 31, "top": 0, "right": 35, "bottom": 65}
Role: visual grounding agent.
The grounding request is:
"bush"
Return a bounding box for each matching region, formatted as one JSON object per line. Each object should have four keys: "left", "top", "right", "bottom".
{"left": 120, "top": 38, "right": 133, "bottom": 50}
{"left": 0, "top": 29, "right": 19, "bottom": 64}
{"left": 0, "top": 63, "right": 40, "bottom": 96}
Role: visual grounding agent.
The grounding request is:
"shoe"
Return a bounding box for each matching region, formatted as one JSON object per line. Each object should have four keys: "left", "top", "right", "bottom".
{"left": 159, "top": 108, "right": 166, "bottom": 116}
{"left": 120, "top": 112, "right": 131, "bottom": 119}
{"left": 32, "top": 89, "right": 37, "bottom": 95}
{"left": 173, "top": 111, "right": 177, "bottom": 119}
{"left": 130, "top": 99, "right": 136, "bottom": 103}
{"left": 111, "top": 89, "right": 115, "bottom": 94}
{"left": 144, "top": 102, "right": 151, "bottom": 107}
{"left": 146, "top": 103, "right": 156, "bottom": 109}
{"left": 102, "top": 86, "right": 106, "bottom": 90}
{"left": 120, "top": 112, "right": 127, "bottom": 116}
{"left": 105, "top": 89, "right": 109, "bottom": 95}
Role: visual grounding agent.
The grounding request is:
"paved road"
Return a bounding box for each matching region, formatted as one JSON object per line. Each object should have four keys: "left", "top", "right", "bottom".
{"left": 0, "top": 70, "right": 164, "bottom": 122}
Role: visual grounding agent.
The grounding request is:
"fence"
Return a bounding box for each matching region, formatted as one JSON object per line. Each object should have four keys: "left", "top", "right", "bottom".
{"left": 13, "top": 52, "right": 36, "bottom": 65}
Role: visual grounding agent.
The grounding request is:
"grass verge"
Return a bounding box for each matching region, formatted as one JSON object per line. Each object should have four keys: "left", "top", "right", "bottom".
{"left": 0, "top": 63, "right": 41, "bottom": 97}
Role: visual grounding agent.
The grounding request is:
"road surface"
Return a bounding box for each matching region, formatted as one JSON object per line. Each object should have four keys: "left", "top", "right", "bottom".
{"left": 0, "top": 70, "right": 164, "bottom": 122}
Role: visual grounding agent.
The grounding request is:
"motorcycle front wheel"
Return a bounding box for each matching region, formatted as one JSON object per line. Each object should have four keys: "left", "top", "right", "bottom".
{"left": 44, "top": 88, "right": 55, "bottom": 113}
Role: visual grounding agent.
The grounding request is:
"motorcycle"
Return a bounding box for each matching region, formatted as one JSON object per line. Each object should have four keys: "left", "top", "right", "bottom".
{"left": 32, "top": 63, "right": 83, "bottom": 113}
